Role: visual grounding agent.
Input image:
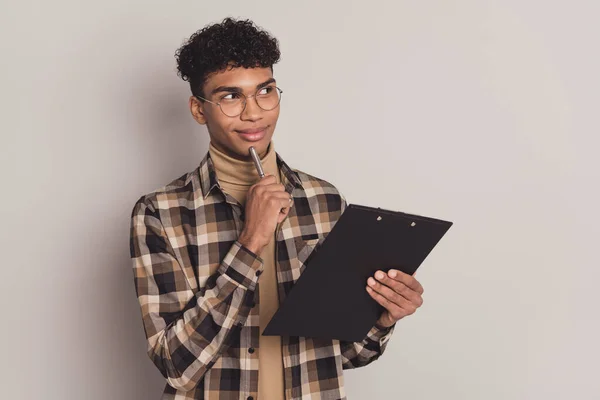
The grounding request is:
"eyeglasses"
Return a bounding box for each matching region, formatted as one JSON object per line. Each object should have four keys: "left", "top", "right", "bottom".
{"left": 195, "top": 85, "right": 283, "bottom": 117}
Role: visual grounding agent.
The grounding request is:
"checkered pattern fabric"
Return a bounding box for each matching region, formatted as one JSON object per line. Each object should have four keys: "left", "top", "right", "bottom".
{"left": 129, "top": 150, "right": 395, "bottom": 399}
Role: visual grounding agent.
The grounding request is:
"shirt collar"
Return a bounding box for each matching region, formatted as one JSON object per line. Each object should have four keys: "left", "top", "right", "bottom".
{"left": 198, "top": 149, "right": 304, "bottom": 199}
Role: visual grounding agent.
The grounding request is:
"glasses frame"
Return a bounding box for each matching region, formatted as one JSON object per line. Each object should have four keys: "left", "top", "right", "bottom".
{"left": 195, "top": 86, "right": 283, "bottom": 117}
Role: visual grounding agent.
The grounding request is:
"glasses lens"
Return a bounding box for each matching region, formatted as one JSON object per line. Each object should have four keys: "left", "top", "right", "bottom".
{"left": 218, "top": 86, "right": 282, "bottom": 117}
{"left": 256, "top": 86, "right": 281, "bottom": 111}
{"left": 219, "top": 94, "right": 245, "bottom": 117}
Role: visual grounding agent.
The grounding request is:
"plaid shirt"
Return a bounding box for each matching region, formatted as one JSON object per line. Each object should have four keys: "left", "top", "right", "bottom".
{"left": 129, "top": 149, "right": 395, "bottom": 400}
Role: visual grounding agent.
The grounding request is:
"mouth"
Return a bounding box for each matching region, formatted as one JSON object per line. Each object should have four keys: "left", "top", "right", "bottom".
{"left": 236, "top": 126, "right": 268, "bottom": 142}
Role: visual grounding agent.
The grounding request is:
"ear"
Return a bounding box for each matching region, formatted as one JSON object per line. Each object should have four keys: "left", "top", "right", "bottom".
{"left": 189, "top": 96, "right": 207, "bottom": 125}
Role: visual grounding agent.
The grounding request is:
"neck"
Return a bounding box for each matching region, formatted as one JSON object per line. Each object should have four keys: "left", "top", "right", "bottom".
{"left": 208, "top": 140, "right": 279, "bottom": 186}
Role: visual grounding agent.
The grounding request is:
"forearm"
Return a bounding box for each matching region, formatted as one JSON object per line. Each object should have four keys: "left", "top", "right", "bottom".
{"left": 130, "top": 197, "right": 264, "bottom": 391}
{"left": 144, "top": 240, "right": 263, "bottom": 390}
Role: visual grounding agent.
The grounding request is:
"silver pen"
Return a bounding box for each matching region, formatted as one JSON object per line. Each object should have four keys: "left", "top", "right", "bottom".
{"left": 248, "top": 146, "right": 266, "bottom": 178}
{"left": 248, "top": 146, "right": 293, "bottom": 209}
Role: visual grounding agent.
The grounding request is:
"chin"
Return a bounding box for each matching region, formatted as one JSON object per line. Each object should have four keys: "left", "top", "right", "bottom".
{"left": 240, "top": 138, "right": 271, "bottom": 154}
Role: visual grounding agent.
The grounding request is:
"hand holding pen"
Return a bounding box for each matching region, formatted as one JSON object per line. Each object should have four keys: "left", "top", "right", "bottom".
{"left": 237, "top": 146, "right": 294, "bottom": 256}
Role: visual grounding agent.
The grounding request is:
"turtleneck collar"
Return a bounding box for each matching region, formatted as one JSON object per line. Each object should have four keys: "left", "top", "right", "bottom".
{"left": 208, "top": 140, "right": 279, "bottom": 187}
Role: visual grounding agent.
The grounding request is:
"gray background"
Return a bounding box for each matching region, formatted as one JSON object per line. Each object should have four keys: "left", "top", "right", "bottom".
{"left": 1, "top": 1, "right": 598, "bottom": 399}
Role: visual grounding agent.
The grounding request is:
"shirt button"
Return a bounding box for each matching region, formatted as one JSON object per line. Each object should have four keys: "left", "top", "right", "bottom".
{"left": 256, "top": 270, "right": 262, "bottom": 276}
{"left": 248, "top": 347, "right": 255, "bottom": 354}
{"left": 247, "top": 397, "right": 254, "bottom": 400}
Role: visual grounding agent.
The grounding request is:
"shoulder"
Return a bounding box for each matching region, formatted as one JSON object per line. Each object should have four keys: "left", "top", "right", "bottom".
{"left": 130, "top": 170, "right": 195, "bottom": 219}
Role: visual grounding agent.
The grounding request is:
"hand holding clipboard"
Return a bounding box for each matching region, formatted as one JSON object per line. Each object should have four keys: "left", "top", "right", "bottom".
{"left": 263, "top": 203, "right": 453, "bottom": 341}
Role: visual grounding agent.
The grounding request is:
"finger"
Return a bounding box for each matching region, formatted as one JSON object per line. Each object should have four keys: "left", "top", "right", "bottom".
{"left": 265, "top": 196, "right": 293, "bottom": 214}
{"left": 256, "top": 174, "right": 277, "bottom": 185}
{"left": 387, "top": 269, "right": 424, "bottom": 295}
{"left": 374, "top": 271, "right": 423, "bottom": 307}
{"left": 366, "top": 286, "right": 407, "bottom": 321}
{"left": 261, "top": 174, "right": 277, "bottom": 180}
{"left": 278, "top": 206, "right": 290, "bottom": 223}
{"left": 368, "top": 276, "right": 416, "bottom": 310}
{"left": 262, "top": 182, "right": 287, "bottom": 191}
{"left": 250, "top": 177, "right": 276, "bottom": 194}
{"left": 280, "top": 200, "right": 292, "bottom": 214}
{"left": 269, "top": 192, "right": 293, "bottom": 206}
{"left": 256, "top": 182, "right": 286, "bottom": 193}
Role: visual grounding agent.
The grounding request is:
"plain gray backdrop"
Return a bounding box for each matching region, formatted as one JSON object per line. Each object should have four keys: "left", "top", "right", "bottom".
{"left": 1, "top": 1, "right": 598, "bottom": 399}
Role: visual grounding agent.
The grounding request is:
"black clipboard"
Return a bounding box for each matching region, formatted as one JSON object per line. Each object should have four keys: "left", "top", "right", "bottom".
{"left": 262, "top": 203, "right": 453, "bottom": 342}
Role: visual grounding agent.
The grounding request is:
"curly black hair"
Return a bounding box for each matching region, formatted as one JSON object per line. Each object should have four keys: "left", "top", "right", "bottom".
{"left": 175, "top": 17, "right": 281, "bottom": 99}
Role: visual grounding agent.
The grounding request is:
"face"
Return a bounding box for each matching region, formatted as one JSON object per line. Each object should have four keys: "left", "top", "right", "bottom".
{"left": 189, "top": 66, "right": 280, "bottom": 161}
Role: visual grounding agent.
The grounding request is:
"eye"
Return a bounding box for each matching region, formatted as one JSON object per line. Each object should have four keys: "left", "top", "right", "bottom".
{"left": 258, "top": 86, "right": 274, "bottom": 96}
{"left": 221, "top": 93, "right": 242, "bottom": 101}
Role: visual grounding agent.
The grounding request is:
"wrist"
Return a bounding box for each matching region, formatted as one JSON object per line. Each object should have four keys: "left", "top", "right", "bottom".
{"left": 238, "top": 232, "right": 264, "bottom": 255}
{"left": 375, "top": 316, "right": 396, "bottom": 329}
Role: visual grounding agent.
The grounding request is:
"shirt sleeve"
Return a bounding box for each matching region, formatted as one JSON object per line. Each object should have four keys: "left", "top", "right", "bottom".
{"left": 340, "top": 322, "right": 395, "bottom": 369}
{"left": 129, "top": 196, "right": 263, "bottom": 391}
{"left": 337, "top": 192, "right": 396, "bottom": 369}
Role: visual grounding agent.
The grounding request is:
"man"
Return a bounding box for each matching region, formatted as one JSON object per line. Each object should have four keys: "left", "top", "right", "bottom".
{"left": 129, "top": 17, "right": 424, "bottom": 400}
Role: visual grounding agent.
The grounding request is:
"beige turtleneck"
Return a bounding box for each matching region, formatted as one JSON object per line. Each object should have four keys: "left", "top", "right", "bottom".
{"left": 208, "top": 140, "right": 284, "bottom": 400}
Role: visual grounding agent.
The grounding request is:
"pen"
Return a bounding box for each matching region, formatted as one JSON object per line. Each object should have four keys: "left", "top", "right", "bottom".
{"left": 248, "top": 146, "right": 292, "bottom": 212}
{"left": 248, "top": 146, "right": 266, "bottom": 178}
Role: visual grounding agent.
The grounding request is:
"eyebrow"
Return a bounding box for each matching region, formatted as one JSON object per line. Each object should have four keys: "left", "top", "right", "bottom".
{"left": 210, "top": 78, "right": 276, "bottom": 96}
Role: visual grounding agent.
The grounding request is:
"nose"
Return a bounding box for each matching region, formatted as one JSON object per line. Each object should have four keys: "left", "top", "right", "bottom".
{"left": 240, "top": 94, "right": 261, "bottom": 121}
